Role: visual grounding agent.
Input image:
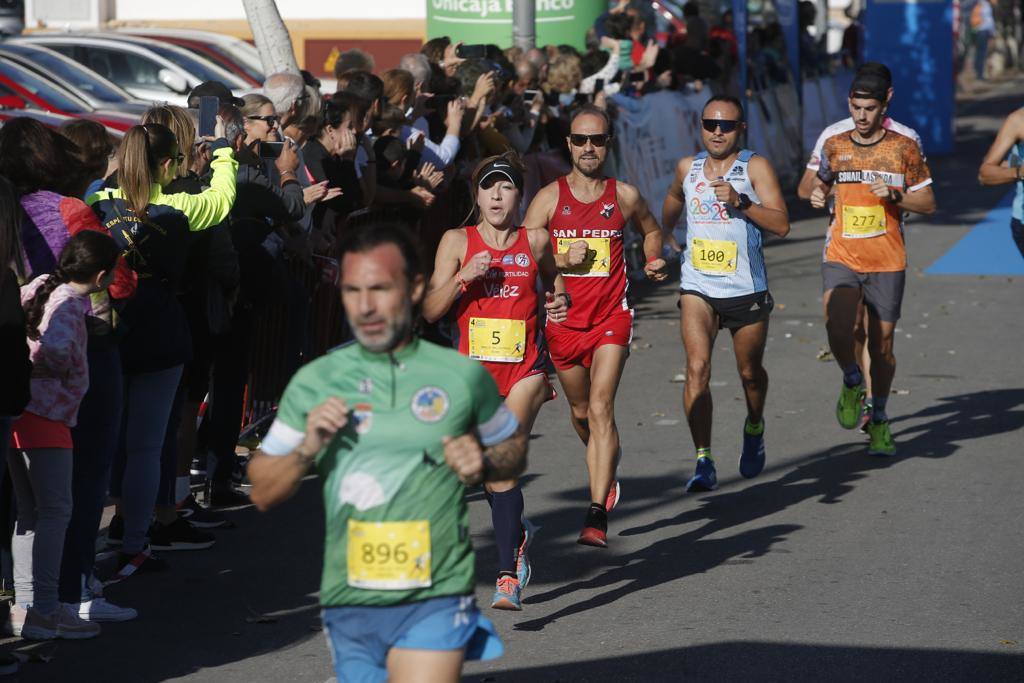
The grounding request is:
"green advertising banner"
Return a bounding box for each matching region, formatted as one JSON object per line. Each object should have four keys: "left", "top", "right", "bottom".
{"left": 426, "top": 0, "right": 604, "bottom": 50}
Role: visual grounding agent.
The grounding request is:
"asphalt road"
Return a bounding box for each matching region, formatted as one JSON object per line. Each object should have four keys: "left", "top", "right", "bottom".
{"left": 6, "top": 77, "right": 1023, "bottom": 682}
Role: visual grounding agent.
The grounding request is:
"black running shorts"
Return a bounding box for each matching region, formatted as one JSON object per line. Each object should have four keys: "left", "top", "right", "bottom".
{"left": 679, "top": 289, "right": 774, "bottom": 330}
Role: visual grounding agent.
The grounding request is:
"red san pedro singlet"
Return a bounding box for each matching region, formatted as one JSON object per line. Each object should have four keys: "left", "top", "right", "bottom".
{"left": 454, "top": 226, "right": 542, "bottom": 393}
{"left": 548, "top": 176, "right": 629, "bottom": 329}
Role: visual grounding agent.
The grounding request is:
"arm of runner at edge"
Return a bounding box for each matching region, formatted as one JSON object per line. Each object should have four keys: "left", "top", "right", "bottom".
{"left": 248, "top": 396, "right": 349, "bottom": 511}
{"left": 797, "top": 127, "right": 831, "bottom": 199}
{"left": 743, "top": 155, "right": 790, "bottom": 237}
{"left": 619, "top": 182, "right": 668, "bottom": 281}
{"left": 422, "top": 229, "right": 468, "bottom": 324}
{"left": 978, "top": 109, "right": 1024, "bottom": 186}
{"left": 661, "top": 157, "right": 691, "bottom": 252}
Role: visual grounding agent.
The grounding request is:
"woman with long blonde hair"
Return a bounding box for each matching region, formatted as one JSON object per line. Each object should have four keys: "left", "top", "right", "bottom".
{"left": 88, "top": 118, "right": 237, "bottom": 580}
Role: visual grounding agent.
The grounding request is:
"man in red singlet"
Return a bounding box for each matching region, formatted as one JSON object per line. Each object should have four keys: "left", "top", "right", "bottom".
{"left": 523, "top": 105, "right": 668, "bottom": 548}
{"left": 424, "top": 152, "right": 568, "bottom": 610}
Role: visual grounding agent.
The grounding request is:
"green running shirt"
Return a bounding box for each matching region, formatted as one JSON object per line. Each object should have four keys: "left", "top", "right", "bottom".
{"left": 261, "top": 337, "right": 517, "bottom": 607}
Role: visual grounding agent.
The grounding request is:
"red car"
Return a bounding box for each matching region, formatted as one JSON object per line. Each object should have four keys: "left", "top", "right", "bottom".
{"left": 0, "top": 108, "right": 124, "bottom": 139}
{"left": 0, "top": 56, "right": 136, "bottom": 131}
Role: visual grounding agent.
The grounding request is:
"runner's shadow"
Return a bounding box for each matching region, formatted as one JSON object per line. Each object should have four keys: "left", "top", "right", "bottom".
{"left": 508, "top": 388, "right": 1024, "bottom": 631}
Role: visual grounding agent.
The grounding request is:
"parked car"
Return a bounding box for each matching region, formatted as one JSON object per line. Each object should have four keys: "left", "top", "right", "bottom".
{"left": 10, "top": 34, "right": 246, "bottom": 106}
{"left": 0, "top": 107, "right": 123, "bottom": 140}
{"left": 117, "top": 28, "right": 264, "bottom": 83}
{"left": 117, "top": 29, "right": 264, "bottom": 86}
{"left": 0, "top": 56, "right": 136, "bottom": 130}
{"left": 0, "top": 43, "right": 151, "bottom": 116}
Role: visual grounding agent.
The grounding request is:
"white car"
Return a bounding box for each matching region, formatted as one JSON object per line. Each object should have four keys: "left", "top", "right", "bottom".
{"left": 11, "top": 34, "right": 248, "bottom": 106}
{"left": 114, "top": 28, "right": 265, "bottom": 84}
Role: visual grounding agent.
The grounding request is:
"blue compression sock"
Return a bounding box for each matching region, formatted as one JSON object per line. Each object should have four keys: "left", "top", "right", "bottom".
{"left": 872, "top": 395, "right": 889, "bottom": 422}
{"left": 490, "top": 487, "right": 524, "bottom": 575}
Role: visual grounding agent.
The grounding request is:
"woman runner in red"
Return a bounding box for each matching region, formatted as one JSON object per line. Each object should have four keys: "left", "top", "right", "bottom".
{"left": 424, "top": 152, "right": 568, "bottom": 611}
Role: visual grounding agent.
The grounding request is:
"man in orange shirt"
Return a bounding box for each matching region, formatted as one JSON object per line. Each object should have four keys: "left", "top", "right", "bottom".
{"left": 808, "top": 69, "right": 936, "bottom": 456}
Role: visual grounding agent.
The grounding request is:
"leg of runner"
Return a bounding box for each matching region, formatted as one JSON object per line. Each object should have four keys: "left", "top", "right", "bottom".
{"left": 864, "top": 313, "right": 898, "bottom": 456}
{"left": 681, "top": 294, "right": 719, "bottom": 492}
{"left": 487, "top": 374, "right": 548, "bottom": 610}
{"left": 387, "top": 648, "right": 464, "bottom": 683}
{"left": 732, "top": 319, "right": 769, "bottom": 478}
{"left": 854, "top": 301, "right": 874, "bottom": 430}
{"left": 825, "top": 286, "right": 867, "bottom": 429}
{"left": 558, "top": 364, "right": 592, "bottom": 446}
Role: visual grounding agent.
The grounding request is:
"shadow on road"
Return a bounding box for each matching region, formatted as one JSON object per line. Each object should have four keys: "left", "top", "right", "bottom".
{"left": 463, "top": 641, "right": 1024, "bottom": 682}
{"left": 500, "top": 388, "right": 1024, "bottom": 632}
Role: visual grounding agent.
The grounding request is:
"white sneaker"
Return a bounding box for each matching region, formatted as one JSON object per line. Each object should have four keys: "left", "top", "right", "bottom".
{"left": 54, "top": 603, "right": 101, "bottom": 639}
{"left": 78, "top": 597, "right": 138, "bottom": 622}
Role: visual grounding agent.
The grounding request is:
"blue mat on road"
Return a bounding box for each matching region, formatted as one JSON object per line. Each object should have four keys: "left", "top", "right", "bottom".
{"left": 926, "top": 190, "right": 1024, "bottom": 276}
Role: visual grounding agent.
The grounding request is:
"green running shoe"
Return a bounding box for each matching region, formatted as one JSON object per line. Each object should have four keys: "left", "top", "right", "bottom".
{"left": 836, "top": 382, "right": 866, "bottom": 429}
{"left": 866, "top": 420, "right": 896, "bottom": 456}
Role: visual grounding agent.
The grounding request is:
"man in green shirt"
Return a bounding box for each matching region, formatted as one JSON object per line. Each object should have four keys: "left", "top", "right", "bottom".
{"left": 248, "top": 223, "right": 527, "bottom": 683}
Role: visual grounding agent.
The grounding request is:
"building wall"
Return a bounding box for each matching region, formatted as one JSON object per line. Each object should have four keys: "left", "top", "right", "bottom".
{"left": 113, "top": 1, "right": 426, "bottom": 21}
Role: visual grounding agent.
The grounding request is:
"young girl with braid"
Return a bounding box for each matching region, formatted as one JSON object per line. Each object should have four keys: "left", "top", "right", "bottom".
{"left": 8, "top": 231, "right": 120, "bottom": 640}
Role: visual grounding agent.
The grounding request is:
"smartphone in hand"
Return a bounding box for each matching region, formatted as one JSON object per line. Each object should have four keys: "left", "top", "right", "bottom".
{"left": 456, "top": 43, "right": 487, "bottom": 59}
{"left": 198, "top": 96, "right": 219, "bottom": 138}
{"left": 259, "top": 141, "right": 284, "bottom": 159}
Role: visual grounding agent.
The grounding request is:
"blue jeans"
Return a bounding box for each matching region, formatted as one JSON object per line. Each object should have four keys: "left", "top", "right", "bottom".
{"left": 109, "top": 365, "right": 183, "bottom": 554}
{"left": 974, "top": 30, "right": 992, "bottom": 80}
{"left": 59, "top": 342, "right": 123, "bottom": 603}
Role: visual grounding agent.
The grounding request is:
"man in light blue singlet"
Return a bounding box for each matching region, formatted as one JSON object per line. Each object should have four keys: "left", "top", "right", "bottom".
{"left": 662, "top": 96, "right": 791, "bottom": 492}
{"left": 978, "top": 105, "right": 1024, "bottom": 259}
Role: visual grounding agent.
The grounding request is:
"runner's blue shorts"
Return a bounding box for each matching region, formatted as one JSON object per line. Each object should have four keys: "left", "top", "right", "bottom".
{"left": 321, "top": 595, "right": 503, "bottom": 683}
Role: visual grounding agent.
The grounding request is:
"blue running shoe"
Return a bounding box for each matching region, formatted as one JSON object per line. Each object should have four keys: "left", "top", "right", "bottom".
{"left": 491, "top": 575, "right": 522, "bottom": 611}
{"left": 686, "top": 457, "right": 718, "bottom": 492}
{"left": 739, "top": 422, "right": 766, "bottom": 479}
{"left": 515, "top": 517, "right": 537, "bottom": 589}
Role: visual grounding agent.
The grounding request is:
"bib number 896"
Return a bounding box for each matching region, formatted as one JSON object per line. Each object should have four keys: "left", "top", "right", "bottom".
{"left": 361, "top": 542, "right": 409, "bottom": 565}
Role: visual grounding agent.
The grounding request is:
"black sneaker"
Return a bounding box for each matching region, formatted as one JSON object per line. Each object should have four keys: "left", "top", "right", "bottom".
{"left": 189, "top": 456, "right": 207, "bottom": 477}
{"left": 106, "top": 514, "right": 124, "bottom": 546}
{"left": 209, "top": 487, "right": 251, "bottom": 508}
{"left": 113, "top": 547, "right": 168, "bottom": 580}
{"left": 149, "top": 518, "right": 216, "bottom": 551}
{"left": 177, "top": 494, "right": 228, "bottom": 529}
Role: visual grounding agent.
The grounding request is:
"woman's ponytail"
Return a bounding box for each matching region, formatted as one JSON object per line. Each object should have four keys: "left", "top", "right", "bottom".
{"left": 117, "top": 123, "right": 177, "bottom": 219}
{"left": 23, "top": 231, "right": 120, "bottom": 340}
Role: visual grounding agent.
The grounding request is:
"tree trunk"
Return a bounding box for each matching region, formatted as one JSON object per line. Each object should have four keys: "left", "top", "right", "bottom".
{"left": 241, "top": 0, "right": 300, "bottom": 76}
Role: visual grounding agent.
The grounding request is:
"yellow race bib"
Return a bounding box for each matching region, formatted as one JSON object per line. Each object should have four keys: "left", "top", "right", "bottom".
{"left": 557, "top": 237, "right": 611, "bottom": 277}
{"left": 468, "top": 317, "right": 526, "bottom": 363}
{"left": 691, "top": 238, "right": 738, "bottom": 274}
{"left": 841, "top": 204, "right": 887, "bottom": 238}
{"left": 347, "top": 520, "right": 432, "bottom": 590}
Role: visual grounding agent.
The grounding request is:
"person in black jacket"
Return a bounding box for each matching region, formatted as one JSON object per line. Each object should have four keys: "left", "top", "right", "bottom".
{"left": 302, "top": 94, "right": 365, "bottom": 235}
{"left": 0, "top": 174, "right": 28, "bottom": 673}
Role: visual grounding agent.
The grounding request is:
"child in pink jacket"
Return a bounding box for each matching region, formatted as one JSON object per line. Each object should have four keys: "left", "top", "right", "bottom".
{"left": 7, "top": 231, "right": 120, "bottom": 641}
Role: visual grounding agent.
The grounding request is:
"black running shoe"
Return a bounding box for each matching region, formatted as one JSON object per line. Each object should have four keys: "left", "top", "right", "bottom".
{"left": 176, "top": 494, "right": 228, "bottom": 529}
{"left": 149, "top": 518, "right": 216, "bottom": 551}
{"left": 209, "top": 487, "right": 251, "bottom": 508}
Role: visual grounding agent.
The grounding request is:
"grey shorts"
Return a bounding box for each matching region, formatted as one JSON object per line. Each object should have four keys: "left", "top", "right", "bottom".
{"left": 821, "top": 262, "right": 906, "bottom": 322}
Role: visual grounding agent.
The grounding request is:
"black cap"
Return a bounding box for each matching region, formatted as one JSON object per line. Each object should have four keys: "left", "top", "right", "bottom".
{"left": 849, "top": 71, "right": 889, "bottom": 102}
{"left": 477, "top": 158, "right": 523, "bottom": 192}
{"left": 856, "top": 62, "right": 893, "bottom": 88}
{"left": 187, "top": 81, "right": 245, "bottom": 108}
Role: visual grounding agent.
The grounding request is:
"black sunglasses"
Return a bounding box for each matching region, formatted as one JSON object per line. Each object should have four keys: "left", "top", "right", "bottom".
{"left": 247, "top": 115, "right": 279, "bottom": 125}
{"left": 569, "top": 133, "right": 611, "bottom": 147}
{"left": 702, "top": 119, "right": 741, "bottom": 133}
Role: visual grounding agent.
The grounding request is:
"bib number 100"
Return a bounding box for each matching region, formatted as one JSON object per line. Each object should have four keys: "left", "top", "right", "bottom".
{"left": 699, "top": 248, "right": 727, "bottom": 263}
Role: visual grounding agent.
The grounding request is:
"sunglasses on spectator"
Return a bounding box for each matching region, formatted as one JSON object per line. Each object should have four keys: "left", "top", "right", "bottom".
{"left": 247, "top": 115, "right": 279, "bottom": 125}
{"left": 568, "top": 133, "right": 611, "bottom": 147}
{"left": 702, "top": 119, "right": 741, "bottom": 133}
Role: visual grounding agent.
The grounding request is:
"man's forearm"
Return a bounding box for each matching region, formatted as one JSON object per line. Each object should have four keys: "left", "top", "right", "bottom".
{"left": 483, "top": 431, "right": 528, "bottom": 481}
{"left": 249, "top": 448, "right": 315, "bottom": 511}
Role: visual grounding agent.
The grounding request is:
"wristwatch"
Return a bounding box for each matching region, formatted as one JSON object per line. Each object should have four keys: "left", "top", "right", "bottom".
{"left": 558, "top": 292, "right": 573, "bottom": 309}
{"left": 736, "top": 193, "right": 752, "bottom": 210}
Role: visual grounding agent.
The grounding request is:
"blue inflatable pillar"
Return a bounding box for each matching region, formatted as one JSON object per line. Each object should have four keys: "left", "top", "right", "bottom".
{"left": 864, "top": 0, "right": 955, "bottom": 153}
